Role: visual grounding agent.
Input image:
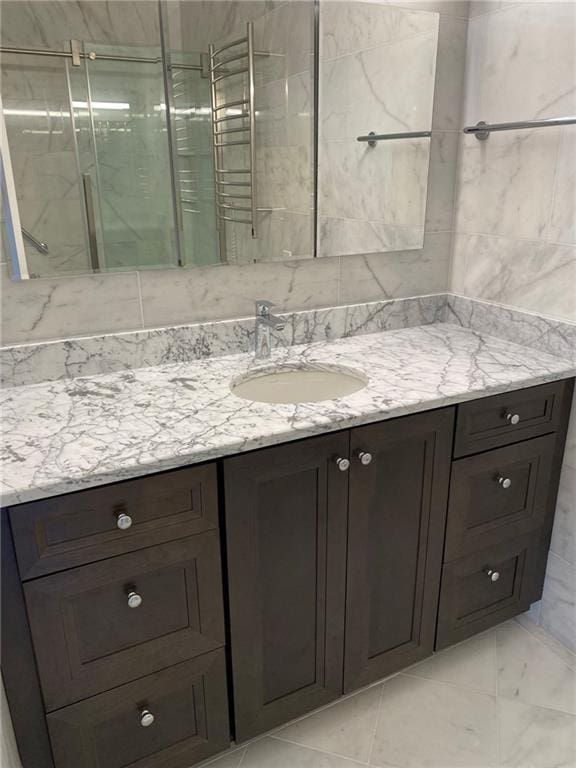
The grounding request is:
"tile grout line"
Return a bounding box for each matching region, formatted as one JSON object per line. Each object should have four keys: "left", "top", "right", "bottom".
{"left": 135, "top": 270, "right": 145, "bottom": 329}
{"left": 494, "top": 629, "right": 501, "bottom": 768}
{"left": 400, "top": 670, "right": 497, "bottom": 699}
{"left": 514, "top": 616, "right": 576, "bottom": 672}
{"left": 366, "top": 682, "right": 386, "bottom": 766}
{"left": 268, "top": 733, "right": 371, "bottom": 766}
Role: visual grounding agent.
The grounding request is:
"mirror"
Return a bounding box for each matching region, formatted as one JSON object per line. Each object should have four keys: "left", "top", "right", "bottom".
{"left": 0, "top": 0, "right": 316, "bottom": 278}
{"left": 1, "top": 0, "right": 439, "bottom": 280}
{"left": 317, "top": 1, "right": 439, "bottom": 257}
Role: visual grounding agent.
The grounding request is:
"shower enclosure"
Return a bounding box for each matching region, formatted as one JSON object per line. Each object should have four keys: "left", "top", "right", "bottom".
{"left": 0, "top": 0, "right": 316, "bottom": 278}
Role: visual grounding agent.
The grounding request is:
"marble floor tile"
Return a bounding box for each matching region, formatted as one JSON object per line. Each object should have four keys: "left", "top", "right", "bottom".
{"left": 273, "top": 683, "right": 383, "bottom": 763}
{"left": 198, "top": 747, "right": 246, "bottom": 768}
{"left": 370, "top": 674, "right": 498, "bottom": 767}
{"left": 195, "top": 620, "right": 576, "bottom": 768}
{"left": 242, "top": 737, "right": 366, "bottom": 767}
{"left": 515, "top": 615, "right": 576, "bottom": 674}
{"left": 498, "top": 697, "right": 576, "bottom": 768}
{"left": 496, "top": 621, "right": 576, "bottom": 714}
{"left": 406, "top": 629, "right": 497, "bottom": 693}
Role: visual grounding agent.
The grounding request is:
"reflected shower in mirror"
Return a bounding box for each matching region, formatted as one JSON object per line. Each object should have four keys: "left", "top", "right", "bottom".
{"left": 318, "top": 1, "right": 439, "bottom": 257}
{"left": 0, "top": 0, "right": 316, "bottom": 279}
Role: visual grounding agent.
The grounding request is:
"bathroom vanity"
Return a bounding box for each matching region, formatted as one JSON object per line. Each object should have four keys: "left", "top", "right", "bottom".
{"left": 2, "top": 321, "right": 574, "bottom": 768}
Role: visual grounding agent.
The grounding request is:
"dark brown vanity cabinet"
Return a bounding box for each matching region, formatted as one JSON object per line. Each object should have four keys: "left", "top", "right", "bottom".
{"left": 3, "top": 378, "right": 573, "bottom": 768}
{"left": 436, "top": 379, "right": 574, "bottom": 650}
{"left": 224, "top": 408, "right": 455, "bottom": 740}
{"left": 2, "top": 463, "right": 230, "bottom": 768}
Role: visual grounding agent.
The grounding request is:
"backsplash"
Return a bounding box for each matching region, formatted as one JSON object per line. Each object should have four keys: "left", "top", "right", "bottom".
{"left": 0, "top": 294, "right": 448, "bottom": 386}
{"left": 3, "top": 292, "right": 575, "bottom": 389}
{"left": 451, "top": 0, "right": 576, "bottom": 652}
{"left": 0, "top": 0, "right": 468, "bottom": 346}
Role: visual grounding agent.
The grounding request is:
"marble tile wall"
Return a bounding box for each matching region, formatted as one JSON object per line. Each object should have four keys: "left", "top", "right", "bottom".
{"left": 0, "top": 0, "right": 468, "bottom": 349}
{"left": 450, "top": 0, "right": 576, "bottom": 651}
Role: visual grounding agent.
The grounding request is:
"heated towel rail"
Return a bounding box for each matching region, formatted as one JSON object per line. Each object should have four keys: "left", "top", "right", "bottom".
{"left": 209, "top": 23, "right": 257, "bottom": 238}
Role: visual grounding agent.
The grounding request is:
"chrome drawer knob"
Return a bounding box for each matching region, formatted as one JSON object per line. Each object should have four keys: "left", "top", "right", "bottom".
{"left": 336, "top": 457, "right": 350, "bottom": 472}
{"left": 127, "top": 590, "right": 143, "bottom": 609}
{"left": 358, "top": 451, "right": 373, "bottom": 466}
{"left": 116, "top": 512, "right": 133, "bottom": 530}
{"left": 498, "top": 476, "right": 512, "bottom": 489}
{"left": 140, "top": 709, "right": 155, "bottom": 727}
{"left": 506, "top": 412, "right": 520, "bottom": 425}
{"left": 486, "top": 568, "right": 500, "bottom": 582}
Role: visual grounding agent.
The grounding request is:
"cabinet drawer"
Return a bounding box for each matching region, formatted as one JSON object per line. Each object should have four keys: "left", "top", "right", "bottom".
{"left": 25, "top": 533, "right": 225, "bottom": 711}
{"left": 436, "top": 533, "right": 545, "bottom": 650}
{"left": 445, "top": 434, "right": 555, "bottom": 560}
{"left": 454, "top": 381, "right": 567, "bottom": 457}
{"left": 10, "top": 463, "right": 218, "bottom": 580}
{"left": 47, "top": 651, "right": 229, "bottom": 768}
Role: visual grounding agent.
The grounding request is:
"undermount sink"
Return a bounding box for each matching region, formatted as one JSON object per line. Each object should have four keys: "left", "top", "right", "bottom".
{"left": 230, "top": 363, "right": 368, "bottom": 404}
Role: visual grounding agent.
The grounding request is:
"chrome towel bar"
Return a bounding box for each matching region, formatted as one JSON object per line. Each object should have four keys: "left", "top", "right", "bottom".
{"left": 21, "top": 228, "right": 49, "bottom": 255}
{"left": 357, "top": 130, "right": 432, "bottom": 147}
{"left": 464, "top": 116, "right": 576, "bottom": 140}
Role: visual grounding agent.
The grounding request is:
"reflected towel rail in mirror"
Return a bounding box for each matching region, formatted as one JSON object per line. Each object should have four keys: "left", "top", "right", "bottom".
{"left": 464, "top": 116, "right": 576, "bottom": 140}
{"left": 357, "top": 130, "right": 432, "bottom": 147}
{"left": 21, "top": 228, "right": 49, "bottom": 255}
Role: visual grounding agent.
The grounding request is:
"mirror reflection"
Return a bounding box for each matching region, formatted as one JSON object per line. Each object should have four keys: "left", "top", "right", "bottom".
{"left": 1, "top": 0, "right": 439, "bottom": 279}
{"left": 0, "top": 0, "right": 315, "bottom": 278}
{"left": 318, "top": 1, "right": 439, "bottom": 256}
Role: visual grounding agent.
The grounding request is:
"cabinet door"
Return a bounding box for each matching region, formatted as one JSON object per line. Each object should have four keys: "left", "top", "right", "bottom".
{"left": 344, "top": 408, "right": 454, "bottom": 693}
{"left": 224, "top": 432, "right": 349, "bottom": 742}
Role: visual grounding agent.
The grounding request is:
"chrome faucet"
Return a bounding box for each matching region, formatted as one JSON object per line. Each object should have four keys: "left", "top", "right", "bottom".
{"left": 254, "top": 300, "right": 285, "bottom": 360}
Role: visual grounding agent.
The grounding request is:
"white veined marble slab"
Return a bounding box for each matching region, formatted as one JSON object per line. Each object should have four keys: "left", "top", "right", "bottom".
{"left": 1, "top": 322, "right": 573, "bottom": 507}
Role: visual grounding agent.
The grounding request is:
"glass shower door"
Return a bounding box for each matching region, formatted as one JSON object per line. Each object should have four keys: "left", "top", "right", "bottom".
{"left": 71, "top": 42, "right": 179, "bottom": 271}
{"left": 0, "top": 52, "right": 92, "bottom": 278}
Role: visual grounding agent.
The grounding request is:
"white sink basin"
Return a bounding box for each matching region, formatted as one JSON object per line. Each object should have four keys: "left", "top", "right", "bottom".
{"left": 230, "top": 364, "right": 368, "bottom": 404}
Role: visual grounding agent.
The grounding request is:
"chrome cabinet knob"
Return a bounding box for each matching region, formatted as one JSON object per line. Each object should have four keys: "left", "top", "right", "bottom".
{"left": 116, "top": 511, "right": 133, "bottom": 530}
{"left": 140, "top": 709, "right": 154, "bottom": 727}
{"left": 497, "top": 475, "right": 512, "bottom": 489}
{"left": 336, "top": 457, "right": 350, "bottom": 472}
{"left": 485, "top": 568, "right": 500, "bottom": 582}
{"left": 127, "top": 590, "right": 143, "bottom": 609}
{"left": 505, "top": 412, "right": 520, "bottom": 425}
{"left": 357, "top": 451, "right": 373, "bottom": 466}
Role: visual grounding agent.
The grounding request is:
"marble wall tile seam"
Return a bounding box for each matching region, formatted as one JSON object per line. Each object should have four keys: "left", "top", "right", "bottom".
{"left": 468, "top": 2, "right": 525, "bottom": 21}
{"left": 319, "top": 25, "right": 441, "bottom": 64}
{"left": 317, "top": 208, "right": 450, "bottom": 229}
{"left": 0, "top": 290, "right": 450, "bottom": 350}
{"left": 450, "top": 228, "right": 576, "bottom": 248}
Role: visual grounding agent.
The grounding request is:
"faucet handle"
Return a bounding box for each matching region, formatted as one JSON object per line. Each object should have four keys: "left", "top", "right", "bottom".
{"left": 255, "top": 299, "right": 275, "bottom": 317}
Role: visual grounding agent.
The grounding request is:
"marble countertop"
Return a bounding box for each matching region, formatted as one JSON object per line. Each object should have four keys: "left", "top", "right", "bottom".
{"left": 2, "top": 322, "right": 574, "bottom": 507}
